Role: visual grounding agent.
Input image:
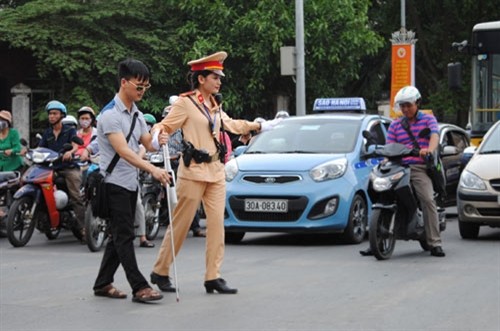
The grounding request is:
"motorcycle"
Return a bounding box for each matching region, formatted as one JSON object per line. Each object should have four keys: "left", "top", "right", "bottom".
{"left": 6, "top": 138, "right": 84, "bottom": 247}
{"left": 140, "top": 150, "right": 169, "bottom": 241}
{"left": 0, "top": 171, "right": 22, "bottom": 237}
{"left": 362, "top": 129, "right": 446, "bottom": 260}
{"left": 83, "top": 155, "right": 109, "bottom": 252}
{"left": 0, "top": 139, "right": 28, "bottom": 236}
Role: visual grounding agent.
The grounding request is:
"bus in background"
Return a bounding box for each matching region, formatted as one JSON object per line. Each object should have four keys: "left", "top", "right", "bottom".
{"left": 449, "top": 21, "right": 500, "bottom": 146}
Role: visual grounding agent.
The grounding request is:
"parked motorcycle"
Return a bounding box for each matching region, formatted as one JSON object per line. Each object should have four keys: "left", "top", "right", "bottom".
{"left": 6, "top": 138, "right": 84, "bottom": 247}
{"left": 362, "top": 129, "right": 446, "bottom": 260}
{"left": 0, "top": 139, "right": 28, "bottom": 236}
{"left": 140, "top": 150, "right": 169, "bottom": 241}
{"left": 0, "top": 171, "right": 21, "bottom": 237}
{"left": 83, "top": 156, "right": 109, "bottom": 252}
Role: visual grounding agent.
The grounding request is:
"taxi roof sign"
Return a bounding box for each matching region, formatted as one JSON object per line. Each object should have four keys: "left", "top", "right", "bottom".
{"left": 313, "top": 97, "right": 366, "bottom": 113}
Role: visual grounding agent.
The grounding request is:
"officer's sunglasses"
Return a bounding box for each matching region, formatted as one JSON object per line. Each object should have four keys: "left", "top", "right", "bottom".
{"left": 127, "top": 80, "right": 151, "bottom": 92}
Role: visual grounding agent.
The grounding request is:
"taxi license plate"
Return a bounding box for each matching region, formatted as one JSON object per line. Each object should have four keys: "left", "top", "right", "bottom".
{"left": 244, "top": 199, "right": 288, "bottom": 213}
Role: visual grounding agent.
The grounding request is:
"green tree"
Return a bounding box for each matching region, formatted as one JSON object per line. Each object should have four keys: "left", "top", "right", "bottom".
{"left": 362, "top": 0, "right": 500, "bottom": 126}
{"left": 0, "top": 0, "right": 382, "bottom": 118}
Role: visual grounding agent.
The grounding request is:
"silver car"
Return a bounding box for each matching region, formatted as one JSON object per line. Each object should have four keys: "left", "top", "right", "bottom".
{"left": 457, "top": 120, "right": 500, "bottom": 239}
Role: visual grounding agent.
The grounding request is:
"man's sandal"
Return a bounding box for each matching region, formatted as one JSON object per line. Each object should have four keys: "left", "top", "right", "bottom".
{"left": 94, "top": 284, "right": 127, "bottom": 299}
{"left": 132, "top": 287, "right": 163, "bottom": 303}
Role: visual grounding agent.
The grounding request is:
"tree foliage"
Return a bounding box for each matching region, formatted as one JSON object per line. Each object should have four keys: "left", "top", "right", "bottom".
{"left": 0, "top": 0, "right": 381, "bottom": 118}
{"left": 363, "top": 0, "right": 500, "bottom": 125}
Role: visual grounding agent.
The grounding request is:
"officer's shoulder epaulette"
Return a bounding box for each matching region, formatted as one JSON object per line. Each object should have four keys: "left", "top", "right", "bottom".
{"left": 179, "top": 91, "right": 195, "bottom": 97}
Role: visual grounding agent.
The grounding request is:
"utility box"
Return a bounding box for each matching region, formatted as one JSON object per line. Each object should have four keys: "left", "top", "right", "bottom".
{"left": 280, "top": 46, "right": 295, "bottom": 76}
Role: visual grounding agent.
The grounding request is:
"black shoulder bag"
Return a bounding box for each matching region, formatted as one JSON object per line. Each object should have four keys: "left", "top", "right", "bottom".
{"left": 400, "top": 118, "right": 447, "bottom": 201}
{"left": 90, "top": 113, "right": 139, "bottom": 218}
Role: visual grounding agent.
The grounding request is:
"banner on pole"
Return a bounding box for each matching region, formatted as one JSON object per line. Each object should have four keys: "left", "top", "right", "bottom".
{"left": 390, "top": 43, "right": 415, "bottom": 118}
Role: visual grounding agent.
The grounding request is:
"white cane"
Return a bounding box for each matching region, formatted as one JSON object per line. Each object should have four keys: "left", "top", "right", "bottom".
{"left": 162, "top": 144, "right": 180, "bottom": 302}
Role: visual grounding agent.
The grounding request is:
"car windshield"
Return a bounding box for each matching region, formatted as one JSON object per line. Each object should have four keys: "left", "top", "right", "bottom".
{"left": 247, "top": 119, "right": 361, "bottom": 154}
{"left": 479, "top": 123, "right": 500, "bottom": 154}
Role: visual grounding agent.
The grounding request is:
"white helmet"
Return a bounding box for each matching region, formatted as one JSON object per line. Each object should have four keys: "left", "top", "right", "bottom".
{"left": 275, "top": 110, "right": 290, "bottom": 119}
{"left": 169, "top": 95, "right": 179, "bottom": 105}
{"left": 62, "top": 114, "right": 78, "bottom": 127}
{"left": 394, "top": 86, "right": 421, "bottom": 106}
{"left": 54, "top": 190, "right": 69, "bottom": 210}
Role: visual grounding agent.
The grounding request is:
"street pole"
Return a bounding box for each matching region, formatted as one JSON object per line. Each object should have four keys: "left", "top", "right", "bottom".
{"left": 295, "top": 0, "right": 306, "bottom": 116}
{"left": 400, "top": 0, "right": 405, "bottom": 29}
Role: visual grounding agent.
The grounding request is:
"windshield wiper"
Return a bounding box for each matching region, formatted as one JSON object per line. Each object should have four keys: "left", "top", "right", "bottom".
{"left": 245, "top": 151, "right": 265, "bottom": 154}
{"left": 480, "top": 150, "right": 500, "bottom": 154}
{"left": 281, "top": 150, "right": 316, "bottom": 154}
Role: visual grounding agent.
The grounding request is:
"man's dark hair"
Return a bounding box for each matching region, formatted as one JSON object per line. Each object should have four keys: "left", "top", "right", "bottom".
{"left": 118, "top": 58, "right": 150, "bottom": 83}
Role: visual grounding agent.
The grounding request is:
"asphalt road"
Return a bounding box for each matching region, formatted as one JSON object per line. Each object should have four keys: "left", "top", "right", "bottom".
{"left": 1, "top": 213, "right": 499, "bottom": 331}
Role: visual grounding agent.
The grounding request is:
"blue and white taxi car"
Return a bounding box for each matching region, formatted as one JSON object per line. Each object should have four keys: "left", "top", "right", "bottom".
{"left": 224, "top": 98, "right": 392, "bottom": 244}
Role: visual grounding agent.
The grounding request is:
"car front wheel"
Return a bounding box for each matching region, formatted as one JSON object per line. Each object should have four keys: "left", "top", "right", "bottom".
{"left": 458, "top": 220, "right": 480, "bottom": 239}
{"left": 341, "top": 194, "right": 367, "bottom": 244}
{"left": 225, "top": 231, "right": 245, "bottom": 244}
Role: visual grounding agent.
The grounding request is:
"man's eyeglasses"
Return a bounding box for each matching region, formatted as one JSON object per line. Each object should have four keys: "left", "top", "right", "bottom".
{"left": 127, "top": 80, "right": 151, "bottom": 92}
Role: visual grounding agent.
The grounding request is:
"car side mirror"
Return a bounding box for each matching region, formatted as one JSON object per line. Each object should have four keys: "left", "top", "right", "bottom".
{"left": 233, "top": 145, "right": 248, "bottom": 158}
{"left": 441, "top": 145, "right": 459, "bottom": 156}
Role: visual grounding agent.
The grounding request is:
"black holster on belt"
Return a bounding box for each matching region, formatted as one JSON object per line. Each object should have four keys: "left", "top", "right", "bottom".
{"left": 182, "top": 140, "right": 211, "bottom": 167}
{"left": 182, "top": 141, "right": 194, "bottom": 167}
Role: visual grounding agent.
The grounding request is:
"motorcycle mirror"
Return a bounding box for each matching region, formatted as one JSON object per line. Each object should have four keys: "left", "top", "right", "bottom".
{"left": 362, "top": 130, "right": 373, "bottom": 140}
{"left": 20, "top": 138, "right": 28, "bottom": 147}
{"left": 72, "top": 136, "right": 84, "bottom": 146}
{"left": 62, "top": 143, "right": 73, "bottom": 152}
{"left": 362, "top": 130, "right": 378, "bottom": 150}
{"left": 418, "top": 128, "right": 431, "bottom": 138}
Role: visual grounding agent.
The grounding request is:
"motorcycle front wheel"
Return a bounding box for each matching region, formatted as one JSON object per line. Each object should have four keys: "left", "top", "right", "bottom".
{"left": 84, "top": 205, "right": 107, "bottom": 252}
{"left": 6, "top": 196, "right": 37, "bottom": 247}
{"left": 143, "top": 193, "right": 160, "bottom": 241}
{"left": 369, "top": 209, "right": 396, "bottom": 260}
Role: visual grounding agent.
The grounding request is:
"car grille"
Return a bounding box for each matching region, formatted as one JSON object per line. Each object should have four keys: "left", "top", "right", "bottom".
{"left": 490, "top": 179, "right": 500, "bottom": 192}
{"left": 242, "top": 175, "right": 302, "bottom": 184}
{"left": 477, "top": 208, "right": 500, "bottom": 217}
{"left": 228, "top": 196, "right": 308, "bottom": 222}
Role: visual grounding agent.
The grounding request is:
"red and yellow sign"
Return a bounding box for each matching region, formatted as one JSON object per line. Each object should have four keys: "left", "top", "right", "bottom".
{"left": 390, "top": 44, "right": 414, "bottom": 118}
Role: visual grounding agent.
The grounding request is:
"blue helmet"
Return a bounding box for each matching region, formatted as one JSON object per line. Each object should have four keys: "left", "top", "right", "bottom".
{"left": 45, "top": 100, "right": 67, "bottom": 117}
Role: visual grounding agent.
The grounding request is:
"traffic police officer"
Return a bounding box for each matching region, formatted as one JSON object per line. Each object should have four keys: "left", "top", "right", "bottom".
{"left": 151, "top": 51, "right": 267, "bottom": 294}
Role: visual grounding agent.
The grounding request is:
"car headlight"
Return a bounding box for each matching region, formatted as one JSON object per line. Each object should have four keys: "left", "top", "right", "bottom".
{"left": 370, "top": 171, "right": 404, "bottom": 192}
{"left": 225, "top": 159, "right": 239, "bottom": 182}
{"left": 310, "top": 158, "right": 347, "bottom": 182}
{"left": 459, "top": 170, "right": 486, "bottom": 190}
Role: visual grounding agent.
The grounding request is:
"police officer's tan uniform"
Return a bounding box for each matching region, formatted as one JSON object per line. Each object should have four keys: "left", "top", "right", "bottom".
{"left": 152, "top": 52, "right": 260, "bottom": 284}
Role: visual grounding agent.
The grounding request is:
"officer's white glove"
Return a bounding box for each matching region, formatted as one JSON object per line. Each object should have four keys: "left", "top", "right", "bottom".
{"left": 151, "top": 130, "right": 161, "bottom": 150}
{"left": 260, "top": 118, "right": 282, "bottom": 132}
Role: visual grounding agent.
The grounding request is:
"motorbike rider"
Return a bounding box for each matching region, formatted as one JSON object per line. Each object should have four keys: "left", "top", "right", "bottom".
{"left": 39, "top": 100, "right": 86, "bottom": 241}
{"left": 0, "top": 110, "right": 24, "bottom": 172}
{"left": 75, "top": 106, "right": 97, "bottom": 158}
{"left": 360, "top": 86, "right": 445, "bottom": 257}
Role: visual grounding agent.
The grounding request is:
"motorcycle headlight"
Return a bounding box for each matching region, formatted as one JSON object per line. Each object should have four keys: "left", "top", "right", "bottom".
{"left": 225, "top": 159, "right": 239, "bottom": 182}
{"left": 310, "top": 158, "right": 347, "bottom": 182}
{"left": 149, "top": 153, "right": 164, "bottom": 163}
{"left": 459, "top": 170, "right": 486, "bottom": 190}
{"left": 371, "top": 171, "right": 404, "bottom": 192}
{"left": 31, "top": 151, "right": 50, "bottom": 163}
